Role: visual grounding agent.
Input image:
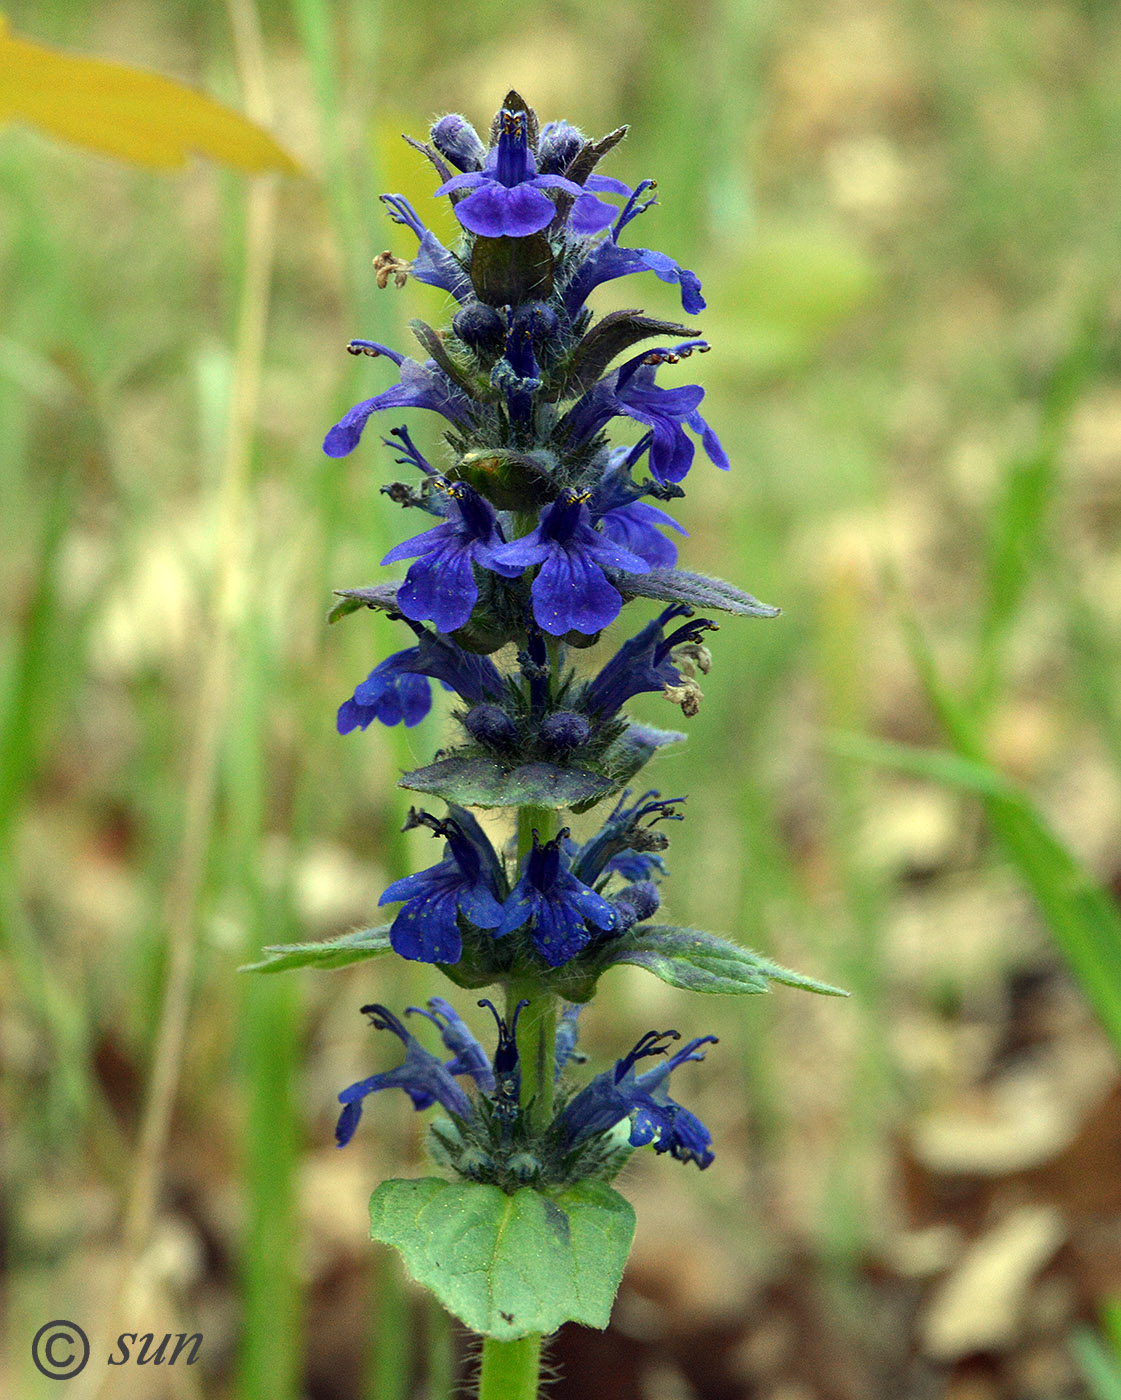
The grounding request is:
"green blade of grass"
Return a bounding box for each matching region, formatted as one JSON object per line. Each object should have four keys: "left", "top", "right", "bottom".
{"left": 1071, "top": 1328, "right": 1121, "bottom": 1400}
{"left": 833, "top": 606, "right": 1121, "bottom": 1058}
{"left": 968, "top": 298, "right": 1105, "bottom": 718}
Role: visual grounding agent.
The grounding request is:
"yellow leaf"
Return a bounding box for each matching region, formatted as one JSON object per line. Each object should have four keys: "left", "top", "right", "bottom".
{"left": 0, "top": 13, "right": 301, "bottom": 174}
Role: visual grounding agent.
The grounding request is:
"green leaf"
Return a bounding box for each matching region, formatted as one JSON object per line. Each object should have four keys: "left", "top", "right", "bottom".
{"left": 329, "top": 583, "right": 403, "bottom": 622}
{"left": 603, "top": 925, "right": 848, "bottom": 997}
{"left": 241, "top": 924, "right": 392, "bottom": 973}
{"left": 825, "top": 731, "right": 1018, "bottom": 801}
{"left": 610, "top": 567, "right": 780, "bottom": 618}
{"left": 369, "top": 1177, "right": 635, "bottom": 1340}
{"left": 400, "top": 756, "right": 614, "bottom": 810}
{"left": 553, "top": 310, "right": 698, "bottom": 400}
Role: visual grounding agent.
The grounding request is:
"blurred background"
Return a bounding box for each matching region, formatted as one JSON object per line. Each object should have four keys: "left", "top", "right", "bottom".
{"left": 4, "top": 1, "right": 1121, "bottom": 1396}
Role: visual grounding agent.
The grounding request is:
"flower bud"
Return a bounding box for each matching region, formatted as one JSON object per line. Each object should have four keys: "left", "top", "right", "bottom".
{"left": 430, "top": 113, "right": 486, "bottom": 172}
{"left": 463, "top": 703, "right": 518, "bottom": 746}
{"left": 538, "top": 711, "right": 591, "bottom": 751}
{"left": 537, "top": 120, "right": 585, "bottom": 175}
{"left": 452, "top": 301, "right": 507, "bottom": 355}
{"left": 510, "top": 299, "right": 560, "bottom": 345}
{"left": 609, "top": 880, "right": 661, "bottom": 932}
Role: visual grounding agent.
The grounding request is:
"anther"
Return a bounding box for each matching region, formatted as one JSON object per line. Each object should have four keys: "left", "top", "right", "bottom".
{"left": 372, "top": 251, "right": 410, "bottom": 290}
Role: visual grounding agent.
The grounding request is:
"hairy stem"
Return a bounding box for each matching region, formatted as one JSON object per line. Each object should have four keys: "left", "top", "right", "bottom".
{"left": 478, "top": 1333, "right": 542, "bottom": 1400}
{"left": 510, "top": 807, "right": 559, "bottom": 1126}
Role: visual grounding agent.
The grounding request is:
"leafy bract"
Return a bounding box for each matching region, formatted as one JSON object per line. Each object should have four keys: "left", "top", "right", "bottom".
{"left": 610, "top": 566, "right": 780, "bottom": 618}
{"left": 601, "top": 924, "right": 848, "bottom": 996}
{"left": 241, "top": 925, "right": 392, "bottom": 973}
{"left": 400, "top": 755, "right": 614, "bottom": 809}
{"left": 369, "top": 1177, "right": 634, "bottom": 1339}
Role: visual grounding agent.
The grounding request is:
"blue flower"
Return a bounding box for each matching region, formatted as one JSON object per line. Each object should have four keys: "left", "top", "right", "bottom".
{"left": 336, "top": 649, "right": 446, "bottom": 732}
{"left": 477, "top": 996, "right": 527, "bottom": 1109}
{"left": 403, "top": 621, "right": 507, "bottom": 704}
{"left": 591, "top": 454, "right": 688, "bottom": 568}
{"left": 581, "top": 605, "right": 717, "bottom": 716}
{"left": 406, "top": 996, "right": 496, "bottom": 1094}
{"left": 337, "top": 626, "right": 504, "bottom": 734}
{"left": 497, "top": 829, "right": 616, "bottom": 966}
{"left": 324, "top": 341, "right": 476, "bottom": 458}
{"left": 562, "top": 181, "right": 706, "bottom": 317}
{"left": 379, "top": 193, "right": 474, "bottom": 303}
{"left": 535, "top": 119, "right": 635, "bottom": 235}
{"left": 559, "top": 1029, "right": 718, "bottom": 1168}
{"left": 490, "top": 489, "right": 650, "bottom": 636}
{"left": 435, "top": 107, "right": 613, "bottom": 238}
{"left": 382, "top": 480, "right": 521, "bottom": 633}
{"left": 379, "top": 807, "right": 506, "bottom": 964}
{"left": 562, "top": 342, "right": 727, "bottom": 486}
{"left": 573, "top": 790, "right": 684, "bottom": 885}
{"left": 335, "top": 1004, "right": 475, "bottom": 1147}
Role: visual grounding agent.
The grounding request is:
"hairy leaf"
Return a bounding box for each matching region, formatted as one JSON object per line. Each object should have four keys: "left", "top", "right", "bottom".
{"left": 401, "top": 755, "right": 614, "bottom": 809}
{"left": 369, "top": 1177, "right": 634, "bottom": 1339}
{"left": 550, "top": 310, "right": 698, "bottom": 399}
{"left": 329, "top": 583, "right": 404, "bottom": 622}
{"left": 241, "top": 925, "right": 392, "bottom": 973}
{"left": 470, "top": 232, "right": 554, "bottom": 307}
{"left": 610, "top": 567, "right": 780, "bottom": 618}
{"left": 601, "top": 925, "right": 847, "bottom": 996}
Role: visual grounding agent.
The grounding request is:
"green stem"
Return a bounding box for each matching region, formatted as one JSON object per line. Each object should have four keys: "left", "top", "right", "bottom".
{"left": 510, "top": 808, "right": 559, "bottom": 1126}
{"left": 478, "top": 1334, "right": 542, "bottom": 1400}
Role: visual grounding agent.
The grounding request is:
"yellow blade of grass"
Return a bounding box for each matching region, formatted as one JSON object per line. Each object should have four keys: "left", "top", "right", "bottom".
{"left": 0, "top": 13, "right": 300, "bottom": 173}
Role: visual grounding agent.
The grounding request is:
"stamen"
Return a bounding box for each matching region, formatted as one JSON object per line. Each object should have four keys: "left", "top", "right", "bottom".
{"left": 402, "top": 807, "right": 456, "bottom": 842}
{"left": 372, "top": 250, "right": 410, "bottom": 290}
{"left": 663, "top": 676, "right": 704, "bottom": 718}
{"left": 616, "top": 1028, "right": 681, "bottom": 1080}
{"left": 478, "top": 998, "right": 528, "bottom": 1077}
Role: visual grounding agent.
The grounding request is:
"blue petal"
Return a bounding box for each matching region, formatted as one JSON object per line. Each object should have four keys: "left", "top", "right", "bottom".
{"left": 381, "top": 521, "right": 458, "bottom": 566}
{"left": 496, "top": 888, "right": 535, "bottom": 938}
{"left": 454, "top": 182, "right": 557, "bottom": 237}
{"left": 389, "top": 889, "right": 463, "bottom": 964}
{"left": 457, "top": 881, "right": 506, "bottom": 930}
{"left": 379, "top": 867, "right": 441, "bottom": 906}
{"left": 532, "top": 547, "right": 622, "bottom": 636}
{"left": 564, "top": 878, "right": 617, "bottom": 932}
{"left": 600, "top": 506, "right": 680, "bottom": 568}
{"left": 687, "top": 409, "right": 730, "bottom": 471}
{"left": 569, "top": 192, "right": 618, "bottom": 235}
{"left": 397, "top": 546, "right": 479, "bottom": 633}
{"left": 563, "top": 241, "right": 706, "bottom": 318}
{"left": 335, "top": 1099, "right": 363, "bottom": 1147}
{"left": 489, "top": 533, "right": 550, "bottom": 571}
{"left": 530, "top": 897, "right": 592, "bottom": 966}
